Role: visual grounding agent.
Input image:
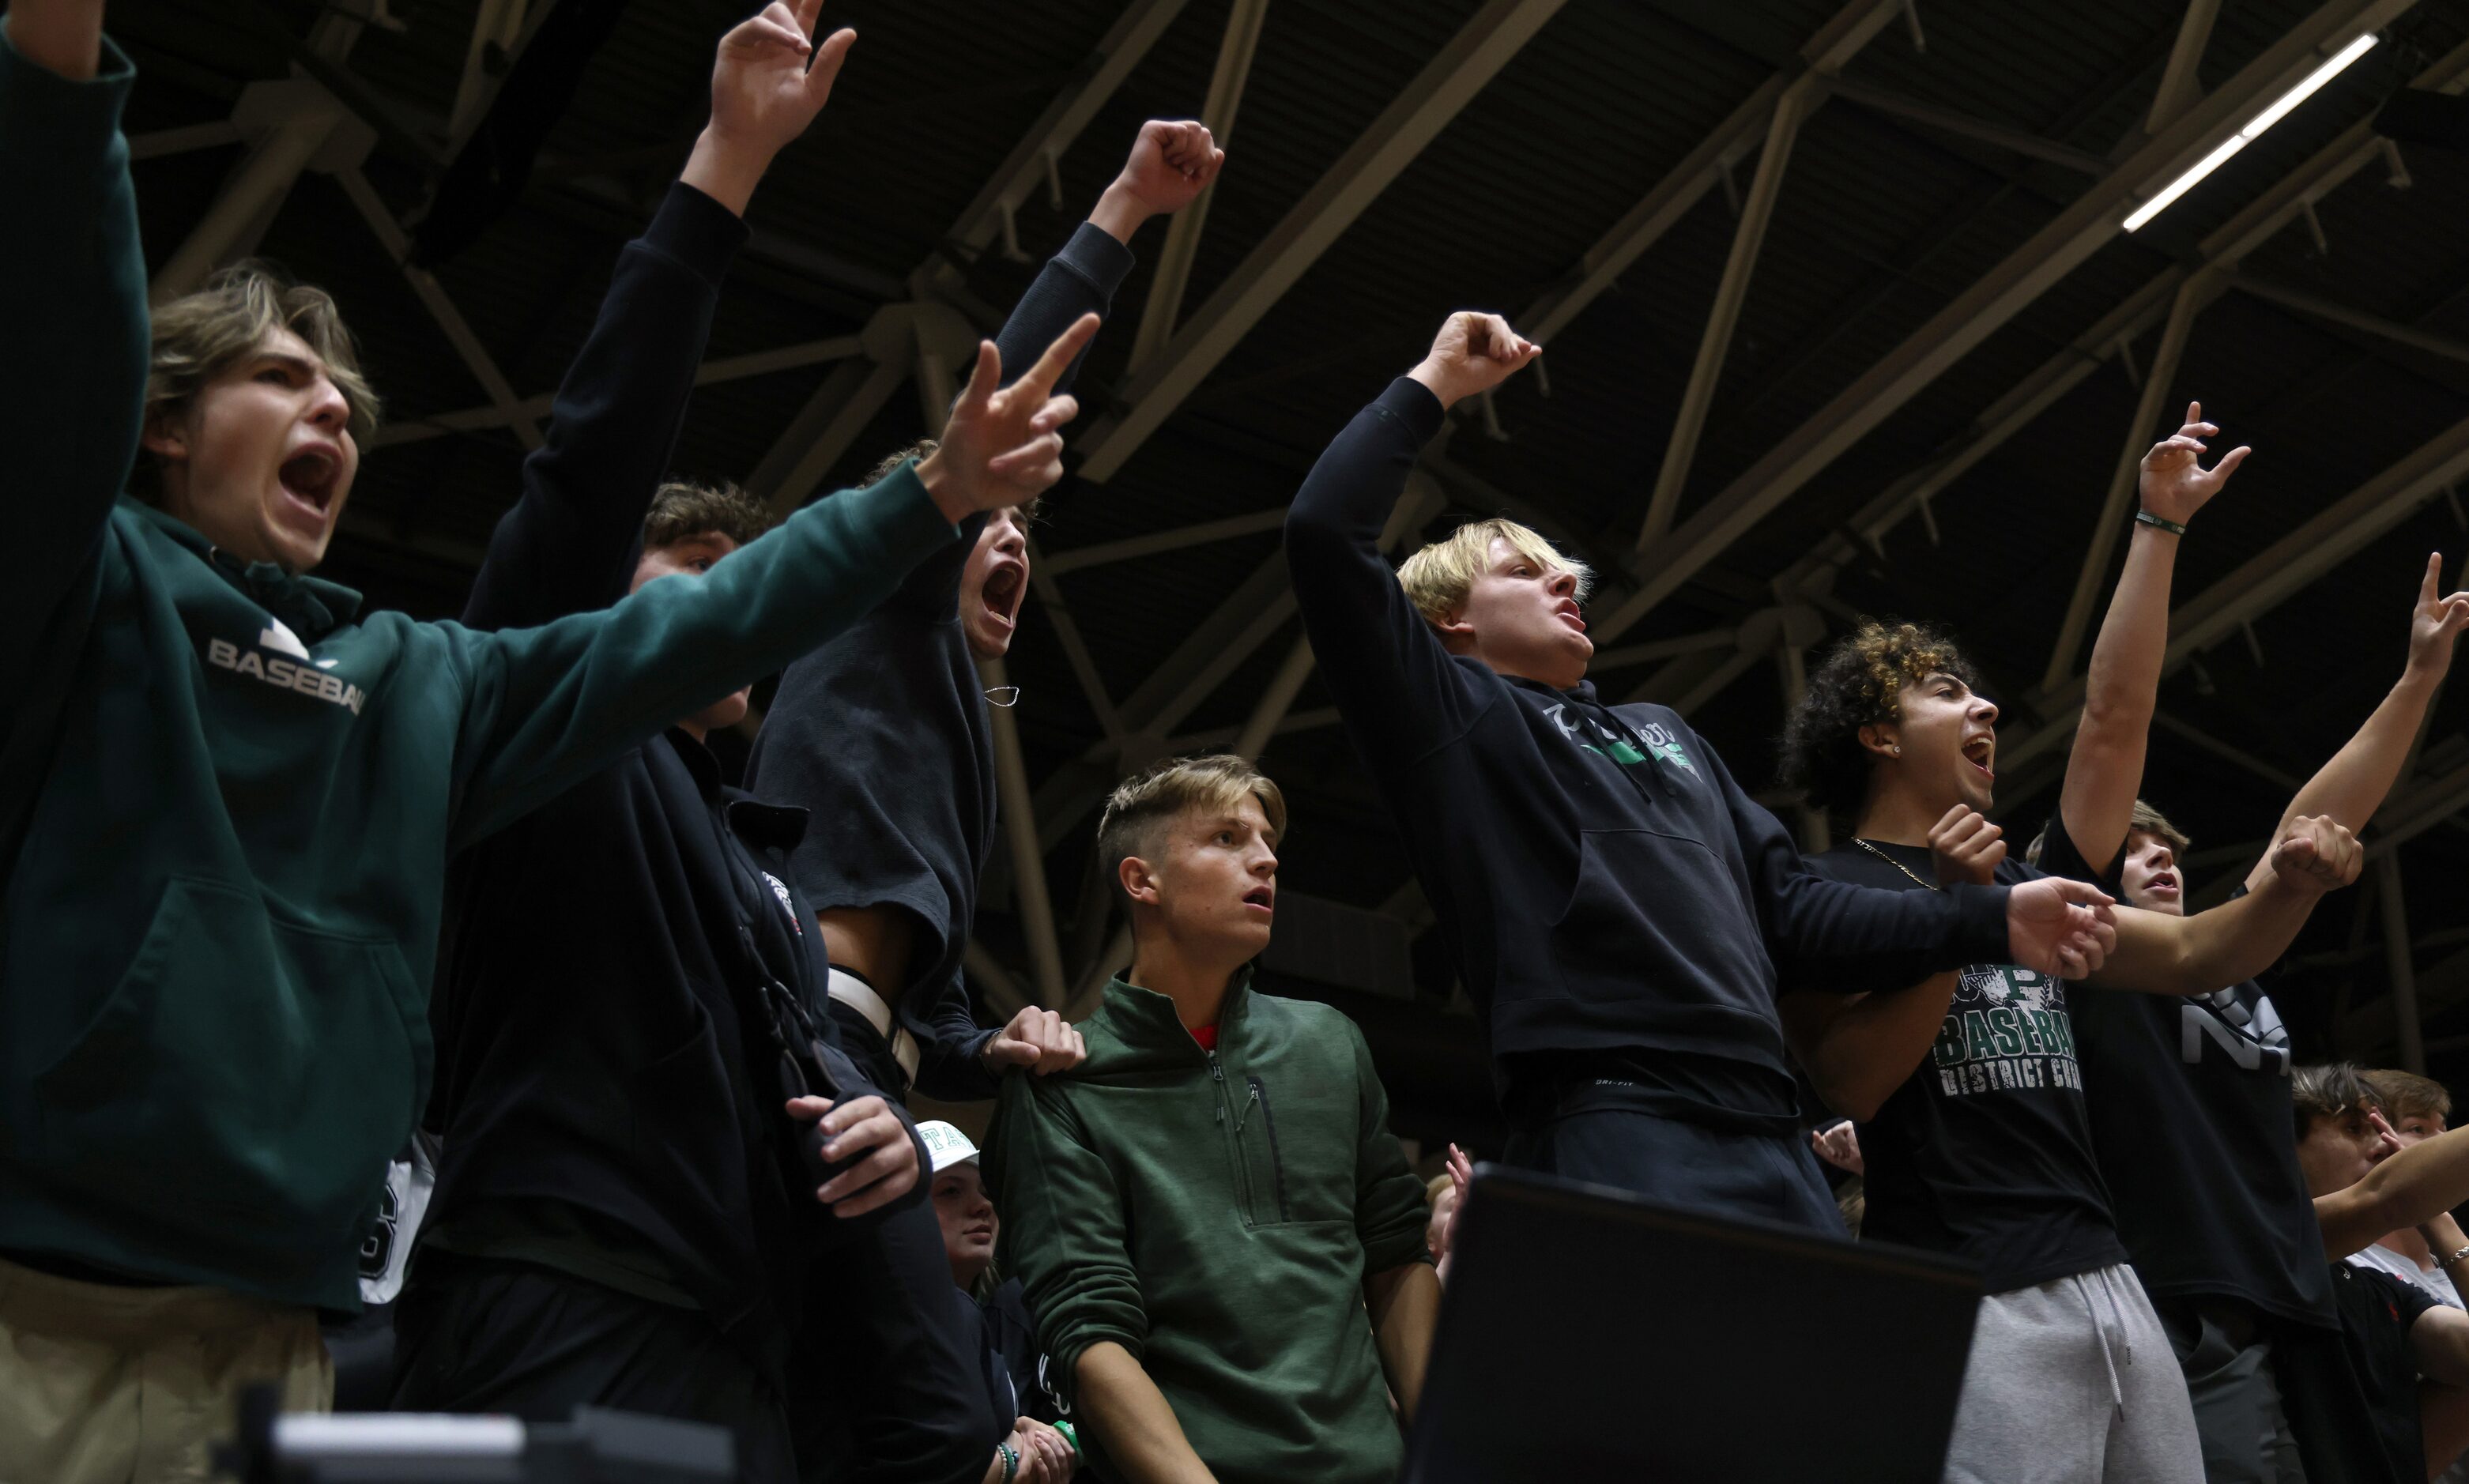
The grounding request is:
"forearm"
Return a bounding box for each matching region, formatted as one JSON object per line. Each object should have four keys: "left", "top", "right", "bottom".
{"left": 1075, "top": 1343, "right": 1217, "bottom": 1484}
{"left": 2319, "top": 1127, "right": 2469, "bottom": 1258}
{"left": 991, "top": 222, "right": 1133, "bottom": 401}
{"left": 1782, "top": 979, "right": 1957, "bottom": 1124}
{"left": 2247, "top": 668, "right": 2443, "bottom": 891}
{"left": 2096, "top": 880, "right": 2320, "bottom": 996}
{"left": 464, "top": 182, "right": 746, "bottom": 629}
{"left": 3, "top": 0, "right": 101, "bottom": 77}
{"left": 2061, "top": 524, "right": 2173, "bottom": 876}
{"left": 912, "top": 974, "right": 1001, "bottom": 1102}
{"left": 0, "top": 22, "right": 146, "bottom": 665}
{"left": 1364, "top": 1262, "right": 1440, "bottom": 1422}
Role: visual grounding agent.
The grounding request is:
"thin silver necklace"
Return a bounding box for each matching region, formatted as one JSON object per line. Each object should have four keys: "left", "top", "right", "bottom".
{"left": 1853, "top": 836, "right": 1939, "bottom": 893}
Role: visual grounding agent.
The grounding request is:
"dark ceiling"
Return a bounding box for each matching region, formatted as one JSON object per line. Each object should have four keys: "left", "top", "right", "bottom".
{"left": 102, "top": 0, "right": 2469, "bottom": 1135}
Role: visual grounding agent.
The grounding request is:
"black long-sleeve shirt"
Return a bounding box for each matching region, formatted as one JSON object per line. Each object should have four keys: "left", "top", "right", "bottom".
{"left": 745, "top": 223, "right": 1134, "bottom": 1100}
{"left": 1284, "top": 376, "right": 2014, "bottom": 1125}
{"left": 424, "top": 183, "right": 925, "bottom": 1392}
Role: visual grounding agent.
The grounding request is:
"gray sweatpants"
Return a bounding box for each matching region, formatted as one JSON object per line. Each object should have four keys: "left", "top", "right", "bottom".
{"left": 1943, "top": 1264, "right": 2204, "bottom": 1484}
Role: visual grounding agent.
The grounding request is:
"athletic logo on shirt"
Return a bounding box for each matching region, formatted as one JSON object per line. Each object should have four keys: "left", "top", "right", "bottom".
{"left": 206, "top": 628, "right": 368, "bottom": 714}
{"left": 1544, "top": 706, "right": 1696, "bottom": 777}
{"left": 762, "top": 871, "right": 805, "bottom": 937}
{"left": 2181, "top": 985, "right": 2290, "bottom": 1074}
{"left": 1930, "top": 963, "right": 2084, "bottom": 1097}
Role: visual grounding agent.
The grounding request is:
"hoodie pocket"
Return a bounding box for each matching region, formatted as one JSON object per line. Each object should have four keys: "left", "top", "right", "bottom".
{"left": 36, "top": 876, "right": 426, "bottom": 1241}
{"left": 1550, "top": 828, "right": 1776, "bottom": 1026}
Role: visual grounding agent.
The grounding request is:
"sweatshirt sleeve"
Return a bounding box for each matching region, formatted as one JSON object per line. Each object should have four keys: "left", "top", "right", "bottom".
{"left": 1347, "top": 1021, "right": 1434, "bottom": 1274}
{"left": 908, "top": 967, "right": 1000, "bottom": 1103}
{"left": 0, "top": 29, "right": 145, "bottom": 689}
{"left": 985, "top": 1074, "right": 1144, "bottom": 1400}
{"left": 443, "top": 462, "right": 958, "bottom": 849}
{"left": 461, "top": 182, "right": 748, "bottom": 631}
{"left": 1285, "top": 377, "right": 1489, "bottom": 763}
{"left": 1706, "top": 727, "right": 2013, "bottom": 992}
{"left": 884, "top": 221, "right": 1138, "bottom": 623}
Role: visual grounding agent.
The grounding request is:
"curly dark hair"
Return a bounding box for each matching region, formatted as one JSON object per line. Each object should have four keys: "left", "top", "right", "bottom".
{"left": 858, "top": 437, "right": 1042, "bottom": 521}
{"left": 1778, "top": 620, "right": 1980, "bottom": 823}
{"left": 643, "top": 478, "right": 774, "bottom": 551}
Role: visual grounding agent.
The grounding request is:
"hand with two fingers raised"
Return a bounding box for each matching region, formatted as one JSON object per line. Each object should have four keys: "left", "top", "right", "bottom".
{"left": 915, "top": 313, "right": 1101, "bottom": 525}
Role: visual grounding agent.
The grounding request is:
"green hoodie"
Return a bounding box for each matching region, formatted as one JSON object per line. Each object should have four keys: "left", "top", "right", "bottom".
{"left": 983, "top": 974, "right": 1431, "bottom": 1484}
{"left": 0, "top": 32, "right": 959, "bottom": 1310}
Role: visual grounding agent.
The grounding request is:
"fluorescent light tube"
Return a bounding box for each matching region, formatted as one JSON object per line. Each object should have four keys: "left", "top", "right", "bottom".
{"left": 2123, "top": 31, "right": 2379, "bottom": 232}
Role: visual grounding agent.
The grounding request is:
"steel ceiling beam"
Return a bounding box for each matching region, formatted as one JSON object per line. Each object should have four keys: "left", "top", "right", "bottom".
{"left": 2229, "top": 273, "right": 2469, "bottom": 367}
{"left": 1639, "top": 81, "right": 1819, "bottom": 548}
{"left": 1074, "top": 0, "right": 1569, "bottom": 483}
{"left": 1830, "top": 78, "right": 2110, "bottom": 176}
{"left": 1586, "top": 0, "right": 2414, "bottom": 648}
{"left": 1126, "top": 0, "right": 1272, "bottom": 375}
{"left": 2041, "top": 269, "right": 2215, "bottom": 689}
{"left": 1519, "top": 0, "right": 1905, "bottom": 348}
{"left": 1038, "top": 507, "right": 1291, "bottom": 575}
{"left": 2149, "top": 0, "right": 2223, "bottom": 136}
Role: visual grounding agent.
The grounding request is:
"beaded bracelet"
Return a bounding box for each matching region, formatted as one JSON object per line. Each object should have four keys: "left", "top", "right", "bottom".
{"left": 2135, "top": 510, "right": 2188, "bottom": 536}
{"left": 998, "top": 1444, "right": 1019, "bottom": 1483}
{"left": 2445, "top": 1242, "right": 2469, "bottom": 1268}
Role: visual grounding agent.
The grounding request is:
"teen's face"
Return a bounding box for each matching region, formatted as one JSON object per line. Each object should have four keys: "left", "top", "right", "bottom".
{"left": 930, "top": 1162, "right": 997, "bottom": 1288}
{"left": 2395, "top": 1110, "right": 2449, "bottom": 1145}
{"left": 961, "top": 507, "right": 1030, "bottom": 660}
{"left": 2295, "top": 1106, "right": 2399, "bottom": 1197}
{"left": 1885, "top": 672, "right": 1998, "bottom": 815}
{"left": 1449, "top": 537, "right": 1592, "bottom": 691}
{"left": 2120, "top": 829, "right": 2183, "bottom": 916}
{"left": 1129, "top": 795, "right": 1280, "bottom": 960}
{"left": 631, "top": 532, "right": 748, "bottom": 733}
{"left": 146, "top": 326, "right": 360, "bottom": 574}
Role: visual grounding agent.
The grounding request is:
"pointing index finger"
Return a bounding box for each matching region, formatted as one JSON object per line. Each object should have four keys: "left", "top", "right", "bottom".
{"left": 1012, "top": 312, "right": 1101, "bottom": 401}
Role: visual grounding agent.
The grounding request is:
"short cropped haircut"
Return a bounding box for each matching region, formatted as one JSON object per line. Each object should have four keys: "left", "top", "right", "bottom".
{"left": 1096, "top": 755, "right": 1287, "bottom": 906}
{"left": 1779, "top": 620, "right": 1981, "bottom": 823}
{"left": 2292, "top": 1062, "right": 2384, "bottom": 1139}
{"left": 145, "top": 262, "right": 379, "bottom": 482}
{"left": 1396, "top": 518, "right": 1591, "bottom": 627}
{"left": 859, "top": 436, "right": 1040, "bottom": 521}
{"left": 2026, "top": 799, "right": 2192, "bottom": 868}
{"left": 643, "top": 478, "right": 774, "bottom": 552}
{"left": 2364, "top": 1068, "right": 2452, "bottom": 1125}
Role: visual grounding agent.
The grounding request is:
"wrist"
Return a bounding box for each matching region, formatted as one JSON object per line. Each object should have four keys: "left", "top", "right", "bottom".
{"left": 914, "top": 450, "right": 975, "bottom": 527}
{"left": 2133, "top": 508, "right": 2188, "bottom": 537}
{"left": 1405, "top": 360, "right": 1466, "bottom": 409}
{"left": 1088, "top": 181, "right": 1153, "bottom": 246}
{"left": 680, "top": 126, "right": 775, "bottom": 217}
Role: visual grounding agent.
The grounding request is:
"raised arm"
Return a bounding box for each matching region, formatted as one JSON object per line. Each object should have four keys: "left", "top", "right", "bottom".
{"left": 2060, "top": 404, "right": 2248, "bottom": 876}
{"left": 462, "top": 3, "right": 849, "bottom": 629}
{"left": 1285, "top": 313, "right": 1538, "bottom": 760}
{"left": 2093, "top": 814, "right": 2359, "bottom": 996}
{"left": 448, "top": 315, "right": 1097, "bottom": 846}
{"left": 0, "top": 5, "right": 145, "bottom": 677}
{"left": 2241, "top": 553, "right": 2469, "bottom": 892}
{"left": 2316, "top": 1117, "right": 2469, "bottom": 1260}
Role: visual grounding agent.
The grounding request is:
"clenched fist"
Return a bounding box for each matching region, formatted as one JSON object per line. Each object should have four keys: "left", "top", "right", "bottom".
{"left": 1406, "top": 311, "right": 1541, "bottom": 410}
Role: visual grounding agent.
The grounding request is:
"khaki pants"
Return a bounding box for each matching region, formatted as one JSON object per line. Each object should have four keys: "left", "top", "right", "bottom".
{"left": 0, "top": 1254, "right": 331, "bottom": 1484}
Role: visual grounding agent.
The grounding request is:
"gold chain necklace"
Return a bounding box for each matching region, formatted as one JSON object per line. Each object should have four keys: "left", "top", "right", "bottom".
{"left": 1853, "top": 837, "right": 1940, "bottom": 893}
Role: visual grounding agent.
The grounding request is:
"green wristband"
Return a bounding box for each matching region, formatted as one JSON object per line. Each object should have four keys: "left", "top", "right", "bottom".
{"left": 998, "top": 1444, "right": 1019, "bottom": 1484}
{"left": 1054, "top": 1421, "right": 1080, "bottom": 1455}
{"left": 2135, "top": 510, "right": 2188, "bottom": 536}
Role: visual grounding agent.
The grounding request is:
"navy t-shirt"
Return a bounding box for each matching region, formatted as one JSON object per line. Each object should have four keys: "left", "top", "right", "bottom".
{"left": 2034, "top": 818, "right": 2335, "bottom": 1328}
{"left": 1801, "top": 842, "right": 2127, "bottom": 1294}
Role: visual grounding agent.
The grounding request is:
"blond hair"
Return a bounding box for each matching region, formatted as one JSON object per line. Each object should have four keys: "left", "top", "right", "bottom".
{"left": 1096, "top": 755, "right": 1287, "bottom": 906}
{"left": 1396, "top": 518, "right": 1591, "bottom": 627}
{"left": 144, "top": 262, "right": 379, "bottom": 481}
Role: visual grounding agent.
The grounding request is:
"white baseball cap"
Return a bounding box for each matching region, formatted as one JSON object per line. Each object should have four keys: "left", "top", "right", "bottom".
{"left": 916, "top": 1121, "right": 981, "bottom": 1173}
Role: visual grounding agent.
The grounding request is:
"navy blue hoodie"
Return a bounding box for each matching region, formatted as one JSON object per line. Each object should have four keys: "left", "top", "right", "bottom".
{"left": 1284, "top": 377, "right": 2014, "bottom": 1124}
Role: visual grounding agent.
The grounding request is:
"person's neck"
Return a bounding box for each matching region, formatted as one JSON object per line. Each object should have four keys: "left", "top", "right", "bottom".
{"left": 1853, "top": 777, "right": 1952, "bottom": 849}
{"left": 2381, "top": 1227, "right": 2435, "bottom": 1267}
{"left": 673, "top": 718, "right": 707, "bottom": 742}
{"left": 1125, "top": 928, "right": 1246, "bottom": 1032}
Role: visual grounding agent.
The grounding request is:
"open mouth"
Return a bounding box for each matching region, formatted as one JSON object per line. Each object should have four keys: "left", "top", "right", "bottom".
{"left": 276, "top": 447, "right": 340, "bottom": 530}
{"left": 1555, "top": 600, "right": 1586, "bottom": 633}
{"left": 980, "top": 559, "right": 1026, "bottom": 633}
{"left": 2147, "top": 873, "right": 2179, "bottom": 895}
{"left": 1960, "top": 735, "right": 1996, "bottom": 780}
{"left": 1242, "top": 886, "right": 1274, "bottom": 915}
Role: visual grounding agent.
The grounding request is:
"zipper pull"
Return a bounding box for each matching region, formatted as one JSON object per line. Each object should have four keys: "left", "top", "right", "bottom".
{"left": 1206, "top": 1051, "right": 1223, "bottom": 1083}
{"left": 1234, "top": 1083, "right": 1259, "bottom": 1133}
